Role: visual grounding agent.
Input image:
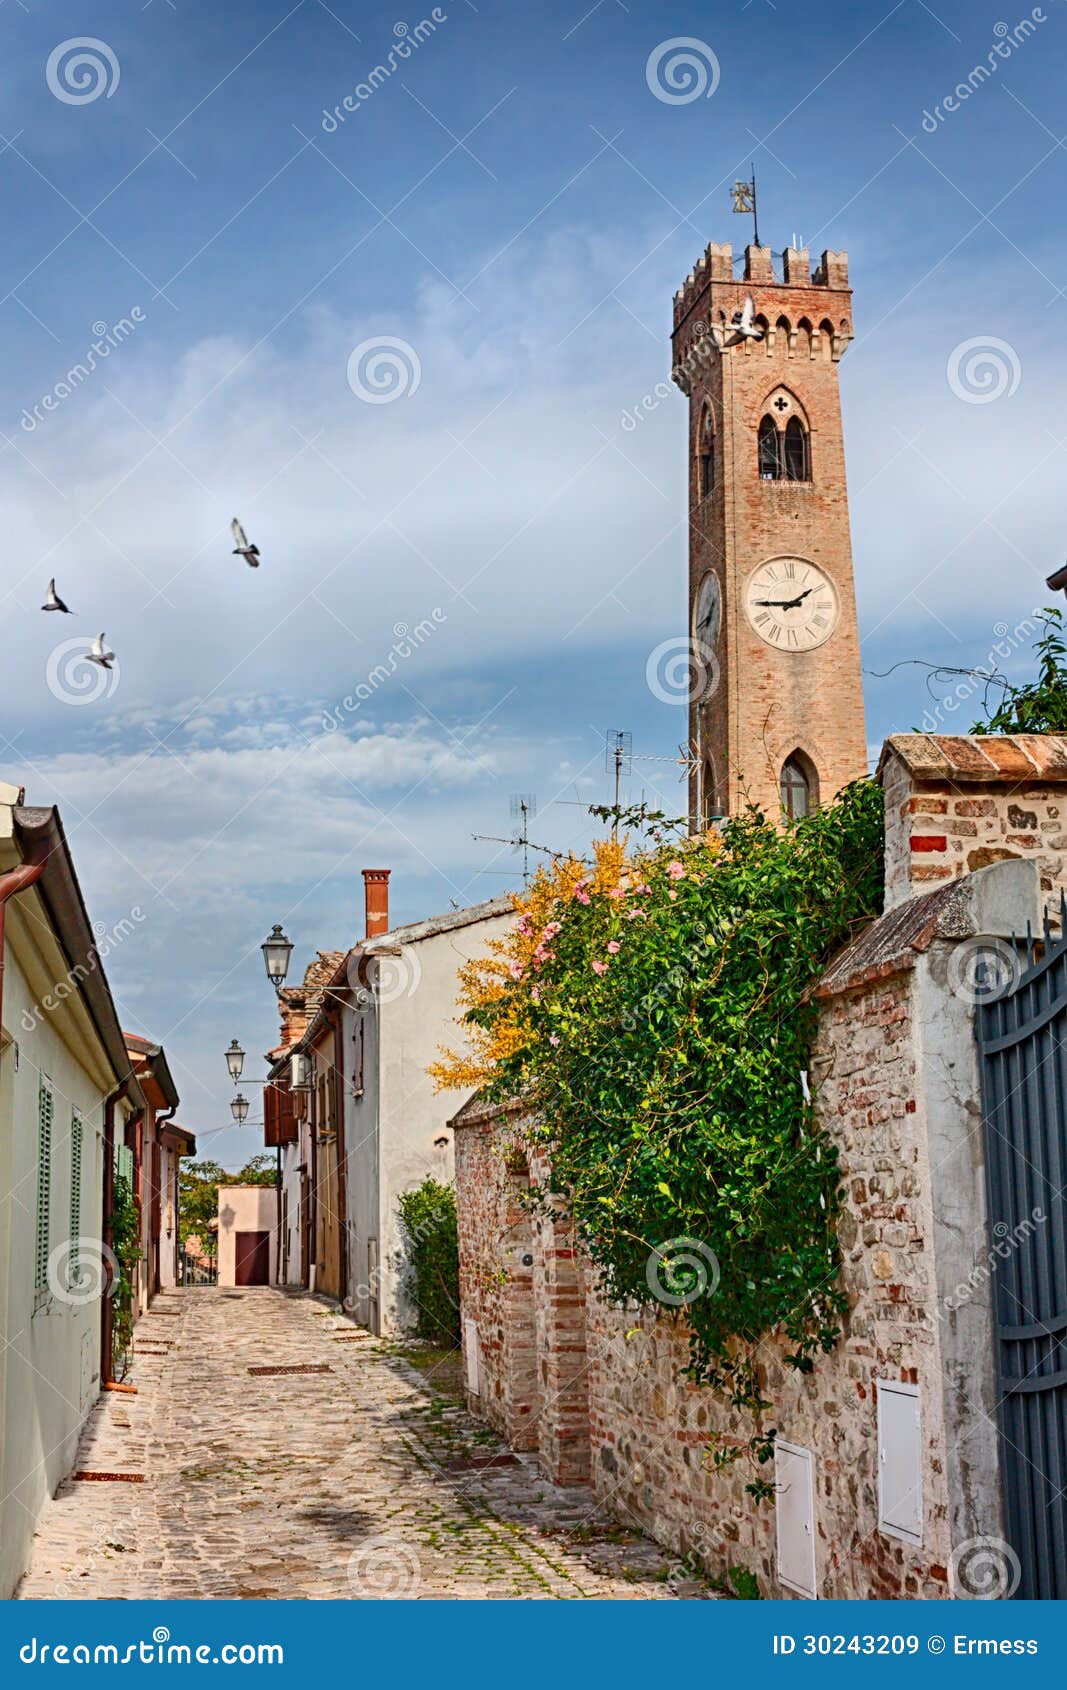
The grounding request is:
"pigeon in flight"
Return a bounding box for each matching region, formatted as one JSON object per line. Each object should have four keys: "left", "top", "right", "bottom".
{"left": 86, "top": 633, "right": 115, "bottom": 670}
{"left": 231, "top": 518, "right": 260, "bottom": 567}
{"left": 712, "top": 295, "right": 765, "bottom": 350}
{"left": 41, "top": 578, "right": 72, "bottom": 614}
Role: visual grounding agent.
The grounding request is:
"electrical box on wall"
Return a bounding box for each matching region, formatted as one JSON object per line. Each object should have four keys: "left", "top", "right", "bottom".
{"left": 878, "top": 1379, "right": 923, "bottom": 1545}
{"left": 775, "top": 1439, "right": 816, "bottom": 1597}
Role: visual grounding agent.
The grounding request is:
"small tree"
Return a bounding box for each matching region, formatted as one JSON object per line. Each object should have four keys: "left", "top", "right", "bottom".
{"left": 397, "top": 1179, "right": 461, "bottom": 1346}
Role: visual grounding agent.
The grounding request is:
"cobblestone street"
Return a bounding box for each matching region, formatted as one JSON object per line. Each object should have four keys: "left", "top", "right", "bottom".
{"left": 16, "top": 1288, "right": 694, "bottom": 1601}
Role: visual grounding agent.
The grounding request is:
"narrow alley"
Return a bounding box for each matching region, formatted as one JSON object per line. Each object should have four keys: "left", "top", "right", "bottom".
{"left": 16, "top": 1289, "right": 695, "bottom": 1601}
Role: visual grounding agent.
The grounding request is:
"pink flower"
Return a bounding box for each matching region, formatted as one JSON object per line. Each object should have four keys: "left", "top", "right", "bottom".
{"left": 607, "top": 940, "right": 621, "bottom": 954}
{"left": 591, "top": 960, "right": 608, "bottom": 976}
{"left": 669, "top": 890, "right": 678, "bottom": 901}
{"left": 667, "top": 861, "right": 685, "bottom": 881}
{"left": 549, "top": 1032, "right": 560, "bottom": 1046}
{"left": 543, "top": 921, "right": 561, "bottom": 938}
{"left": 573, "top": 881, "right": 591, "bottom": 904}
{"left": 608, "top": 886, "right": 626, "bottom": 900}
{"left": 517, "top": 915, "right": 533, "bottom": 936}
{"left": 508, "top": 960, "right": 524, "bottom": 980}
{"left": 531, "top": 986, "right": 541, "bottom": 1004}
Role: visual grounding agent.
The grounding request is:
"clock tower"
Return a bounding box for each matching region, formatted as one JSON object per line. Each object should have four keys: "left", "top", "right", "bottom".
{"left": 671, "top": 240, "right": 867, "bottom": 827}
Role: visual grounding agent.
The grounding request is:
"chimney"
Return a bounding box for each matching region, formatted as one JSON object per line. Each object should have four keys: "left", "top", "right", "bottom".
{"left": 362, "top": 869, "right": 391, "bottom": 939}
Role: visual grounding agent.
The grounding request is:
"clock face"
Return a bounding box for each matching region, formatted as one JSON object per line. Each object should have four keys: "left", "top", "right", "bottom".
{"left": 693, "top": 572, "right": 721, "bottom": 652}
{"left": 743, "top": 558, "right": 838, "bottom": 652}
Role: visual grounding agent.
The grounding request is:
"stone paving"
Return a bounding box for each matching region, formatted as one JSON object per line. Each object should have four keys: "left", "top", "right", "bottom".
{"left": 16, "top": 1287, "right": 700, "bottom": 1600}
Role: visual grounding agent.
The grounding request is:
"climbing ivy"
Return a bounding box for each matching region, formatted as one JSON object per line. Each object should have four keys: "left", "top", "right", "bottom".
{"left": 397, "top": 1178, "right": 461, "bottom": 1347}
{"left": 109, "top": 1170, "right": 141, "bottom": 1380}
{"left": 433, "top": 778, "right": 884, "bottom": 1494}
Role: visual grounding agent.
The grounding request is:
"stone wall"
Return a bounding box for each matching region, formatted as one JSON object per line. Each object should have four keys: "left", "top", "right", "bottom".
{"left": 452, "top": 850, "right": 1035, "bottom": 1598}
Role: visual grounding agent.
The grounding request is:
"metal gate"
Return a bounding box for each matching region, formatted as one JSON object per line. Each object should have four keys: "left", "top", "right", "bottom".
{"left": 977, "top": 917, "right": 1067, "bottom": 1600}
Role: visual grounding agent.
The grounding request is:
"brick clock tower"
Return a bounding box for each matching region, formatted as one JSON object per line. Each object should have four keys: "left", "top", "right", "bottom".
{"left": 671, "top": 241, "right": 867, "bottom": 828}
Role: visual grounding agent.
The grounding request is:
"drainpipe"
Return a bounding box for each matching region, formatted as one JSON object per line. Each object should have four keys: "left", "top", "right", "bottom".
{"left": 154, "top": 1104, "right": 178, "bottom": 1298}
{"left": 0, "top": 860, "right": 46, "bottom": 1037}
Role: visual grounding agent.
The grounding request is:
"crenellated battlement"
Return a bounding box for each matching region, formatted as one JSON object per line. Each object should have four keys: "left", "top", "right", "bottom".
{"left": 670, "top": 241, "right": 853, "bottom": 392}
{"left": 672, "top": 242, "right": 850, "bottom": 329}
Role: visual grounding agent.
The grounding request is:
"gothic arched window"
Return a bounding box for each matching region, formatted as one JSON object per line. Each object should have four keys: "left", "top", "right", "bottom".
{"left": 783, "top": 415, "right": 810, "bottom": 481}
{"left": 697, "top": 408, "right": 715, "bottom": 501}
{"left": 780, "top": 753, "right": 818, "bottom": 820}
{"left": 701, "top": 754, "right": 720, "bottom": 827}
{"left": 758, "top": 414, "right": 781, "bottom": 481}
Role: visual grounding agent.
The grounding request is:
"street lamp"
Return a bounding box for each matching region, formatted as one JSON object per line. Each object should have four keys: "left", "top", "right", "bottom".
{"left": 230, "top": 1092, "right": 250, "bottom": 1125}
{"left": 261, "top": 924, "right": 293, "bottom": 991}
{"left": 225, "top": 1039, "right": 245, "bottom": 1083}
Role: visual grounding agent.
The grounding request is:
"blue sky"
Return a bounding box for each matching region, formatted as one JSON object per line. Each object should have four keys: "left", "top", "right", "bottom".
{"left": 2, "top": 0, "right": 1066, "bottom": 1162}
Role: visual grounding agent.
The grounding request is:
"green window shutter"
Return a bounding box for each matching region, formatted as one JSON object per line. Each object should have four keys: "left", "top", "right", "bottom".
{"left": 115, "top": 1143, "right": 133, "bottom": 1187}
{"left": 69, "top": 1112, "right": 83, "bottom": 1282}
{"left": 35, "top": 1081, "right": 54, "bottom": 1291}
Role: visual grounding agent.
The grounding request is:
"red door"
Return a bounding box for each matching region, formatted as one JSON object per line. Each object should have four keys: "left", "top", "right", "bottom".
{"left": 234, "top": 1230, "right": 271, "bottom": 1286}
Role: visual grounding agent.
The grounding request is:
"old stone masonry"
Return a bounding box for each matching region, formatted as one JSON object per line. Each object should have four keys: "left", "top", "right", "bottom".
{"left": 16, "top": 1288, "right": 701, "bottom": 1600}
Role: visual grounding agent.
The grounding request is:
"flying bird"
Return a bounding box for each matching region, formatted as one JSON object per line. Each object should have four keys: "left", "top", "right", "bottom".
{"left": 231, "top": 518, "right": 260, "bottom": 567}
{"left": 86, "top": 632, "right": 115, "bottom": 670}
{"left": 712, "top": 295, "right": 765, "bottom": 350}
{"left": 41, "top": 578, "right": 72, "bottom": 614}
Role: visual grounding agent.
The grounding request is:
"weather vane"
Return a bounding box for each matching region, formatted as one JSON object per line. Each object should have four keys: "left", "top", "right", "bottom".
{"left": 731, "top": 167, "right": 761, "bottom": 248}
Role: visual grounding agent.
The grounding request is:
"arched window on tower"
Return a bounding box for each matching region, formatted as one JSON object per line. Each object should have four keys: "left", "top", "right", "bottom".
{"left": 758, "top": 414, "right": 781, "bottom": 480}
{"left": 701, "top": 754, "right": 719, "bottom": 827}
{"left": 780, "top": 752, "right": 819, "bottom": 820}
{"left": 697, "top": 407, "right": 715, "bottom": 501}
{"left": 783, "top": 415, "right": 810, "bottom": 481}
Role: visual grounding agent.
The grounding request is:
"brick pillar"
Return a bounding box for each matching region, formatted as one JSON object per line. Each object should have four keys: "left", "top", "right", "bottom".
{"left": 530, "top": 1148, "right": 591, "bottom": 1485}
{"left": 879, "top": 734, "right": 1067, "bottom": 916}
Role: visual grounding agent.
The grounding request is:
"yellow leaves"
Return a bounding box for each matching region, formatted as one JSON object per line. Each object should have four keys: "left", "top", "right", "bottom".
{"left": 429, "top": 839, "right": 634, "bottom": 1093}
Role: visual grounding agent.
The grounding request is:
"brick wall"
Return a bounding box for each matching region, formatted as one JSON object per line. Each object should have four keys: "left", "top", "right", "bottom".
{"left": 452, "top": 853, "right": 1031, "bottom": 1596}
{"left": 881, "top": 734, "right": 1067, "bottom": 917}
{"left": 453, "top": 1097, "right": 540, "bottom": 1451}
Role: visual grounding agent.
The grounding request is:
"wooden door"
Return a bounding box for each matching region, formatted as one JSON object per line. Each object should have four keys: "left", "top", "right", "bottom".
{"left": 235, "top": 1230, "right": 271, "bottom": 1286}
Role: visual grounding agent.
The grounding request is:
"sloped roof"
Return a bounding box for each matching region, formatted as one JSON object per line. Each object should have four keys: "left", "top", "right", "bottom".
{"left": 878, "top": 733, "right": 1067, "bottom": 785}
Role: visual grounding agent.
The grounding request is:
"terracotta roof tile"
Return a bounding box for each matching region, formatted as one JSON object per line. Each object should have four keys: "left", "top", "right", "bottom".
{"left": 878, "top": 733, "right": 1067, "bottom": 786}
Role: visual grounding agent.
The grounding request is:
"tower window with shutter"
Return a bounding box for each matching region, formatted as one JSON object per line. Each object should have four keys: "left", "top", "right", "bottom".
{"left": 35, "top": 1080, "right": 54, "bottom": 1291}
{"left": 69, "top": 1111, "right": 83, "bottom": 1283}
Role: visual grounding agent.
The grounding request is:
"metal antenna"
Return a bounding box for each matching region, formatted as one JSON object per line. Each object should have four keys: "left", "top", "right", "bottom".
{"left": 473, "top": 795, "right": 558, "bottom": 886}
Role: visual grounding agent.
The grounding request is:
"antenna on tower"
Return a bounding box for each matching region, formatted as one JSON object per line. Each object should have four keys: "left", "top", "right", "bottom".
{"left": 473, "top": 794, "right": 559, "bottom": 886}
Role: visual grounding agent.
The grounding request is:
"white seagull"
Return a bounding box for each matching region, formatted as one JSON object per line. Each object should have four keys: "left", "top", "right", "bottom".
{"left": 231, "top": 518, "right": 260, "bottom": 567}
{"left": 41, "top": 578, "right": 72, "bottom": 613}
{"left": 712, "top": 295, "right": 765, "bottom": 350}
{"left": 86, "top": 632, "right": 115, "bottom": 670}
